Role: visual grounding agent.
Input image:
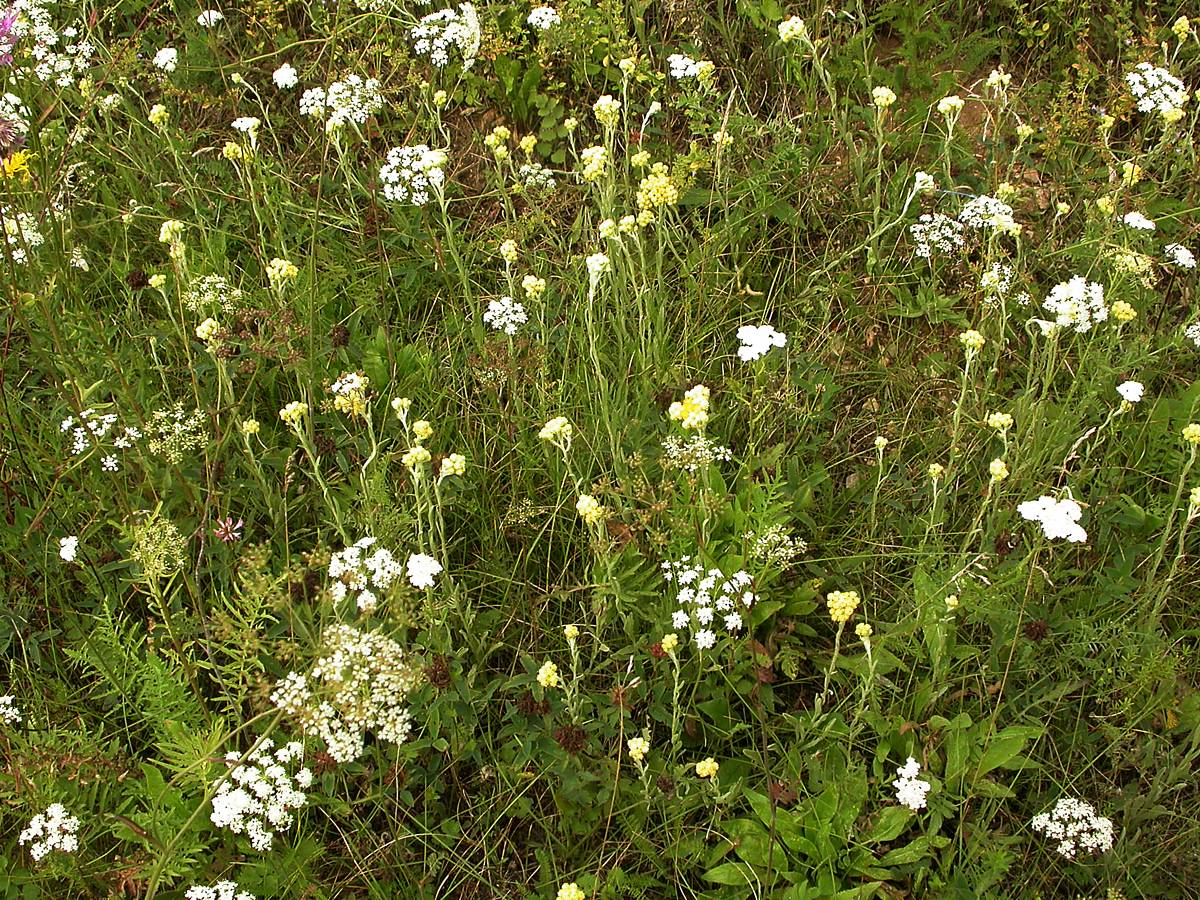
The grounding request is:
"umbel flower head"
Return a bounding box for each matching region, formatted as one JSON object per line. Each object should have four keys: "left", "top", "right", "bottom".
{"left": 1030, "top": 797, "right": 1114, "bottom": 859}
{"left": 1018, "top": 495, "right": 1086, "bottom": 542}
{"left": 893, "top": 757, "right": 931, "bottom": 811}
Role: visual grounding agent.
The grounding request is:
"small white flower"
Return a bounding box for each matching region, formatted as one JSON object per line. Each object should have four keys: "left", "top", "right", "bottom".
{"left": 1117, "top": 380, "right": 1144, "bottom": 403}
{"left": 1121, "top": 211, "right": 1156, "bottom": 231}
{"left": 58, "top": 535, "right": 79, "bottom": 562}
{"left": 196, "top": 9, "right": 225, "bottom": 26}
{"left": 152, "top": 48, "right": 178, "bottom": 72}
{"left": 1018, "top": 495, "right": 1087, "bottom": 543}
{"left": 527, "top": 6, "right": 560, "bottom": 29}
{"left": 694, "top": 628, "right": 716, "bottom": 650}
{"left": 736, "top": 324, "right": 787, "bottom": 362}
{"left": 1166, "top": 243, "right": 1197, "bottom": 270}
{"left": 893, "top": 756, "right": 931, "bottom": 811}
{"left": 406, "top": 553, "right": 443, "bottom": 589}
{"left": 272, "top": 63, "right": 298, "bottom": 89}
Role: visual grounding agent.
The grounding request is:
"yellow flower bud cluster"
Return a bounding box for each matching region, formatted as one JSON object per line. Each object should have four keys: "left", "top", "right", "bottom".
{"left": 668, "top": 384, "right": 710, "bottom": 430}
{"left": 636, "top": 163, "right": 679, "bottom": 211}
{"left": 826, "top": 590, "right": 860, "bottom": 625}
{"left": 576, "top": 494, "right": 607, "bottom": 526}
{"left": 580, "top": 145, "right": 609, "bottom": 182}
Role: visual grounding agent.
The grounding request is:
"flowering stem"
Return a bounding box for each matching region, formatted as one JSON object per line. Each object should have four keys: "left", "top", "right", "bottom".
{"left": 821, "top": 622, "right": 845, "bottom": 701}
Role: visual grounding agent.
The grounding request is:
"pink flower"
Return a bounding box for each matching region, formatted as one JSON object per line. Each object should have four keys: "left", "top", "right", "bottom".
{"left": 213, "top": 517, "right": 243, "bottom": 543}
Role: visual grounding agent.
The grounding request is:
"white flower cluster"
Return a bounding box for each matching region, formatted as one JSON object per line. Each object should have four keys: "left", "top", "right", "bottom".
{"left": 60, "top": 407, "right": 141, "bottom": 472}
{"left": 958, "top": 194, "right": 1017, "bottom": 232}
{"left": 661, "top": 558, "right": 756, "bottom": 649}
{"left": 910, "top": 213, "right": 965, "bottom": 258}
{"left": 736, "top": 324, "right": 787, "bottom": 362}
{"left": 981, "top": 262, "right": 1014, "bottom": 299}
{"left": 2, "top": 208, "right": 46, "bottom": 264}
{"left": 893, "top": 757, "right": 932, "bottom": 811}
{"left": 379, "top": 145, "right": 447, "bottom": 205}
{"left": 1121, "top": 211, "right": 1155, "bottom": 231}
{"left": 407, "top": 553, "right": 443, "bottom": 589}
{"left": 661, "top": 434, "right": 732, "bottom": 472}
{"left": 185, "top": 882, "right": 256, "bottom": 900}
{"left": 0, "top": 93, "right": 31, "bottom": 141}
{"left": 328, "top": 537, "right": 404, "bottom": 613}
{"left": 58, "top": 535, "right": 78, "bottom": 561}
{"left": 184, "top": 275, "right": 244, "bottom": 313}
{"left": 0, "top": 694, "right": 21, "bottom": 724}
{"left": 527, "top": 6, "right": 560, "bottom": 29}
{"left": 410, "top": 4, "right": 481, "bottom": 69}
{"left": 273, "top": 63, "right": 298, "bottom": 89}
{"left": 272, "top": 624, "right": 422, "bottom": 763}
{"left": 483, "top": 296, "right": 528, "bottom": 335}
{"left": 517, "top": 162, "right": 556, "bottom": 192}
{"left": 12, "top": 1, "right": 95, "bottom": 88}
{"left": 1125, "top": 62, "right": 1188, "bottom": 114}
{"left": 1116, "top": 380, "right": 1143, "bottom": 404}
{"left": 667, "top": 53, "right": 704, "bottom": 79}
{"left": 18, "top": 803, "right": 80, "bottom": 861}
{"left": 1041, "top": 276, "right": 1107, "bottom": 333}
{"left": 1165, "top": 243, "right": 1196, "bottom": 270}
{"left": 152, "top": 47, "right": 178, "bottom": 72}
{"left": 746, "top": 524, "right": 807, "bottom": 568}
{"left": 210, "top": 739, "right": 311, "bottom": 852}
{"left": 1030, "top": 797, "right": 1115, "bottom": 859}
{"left": 1186, "top": 322, "right": 1200, "bottom": 348}
{"left": 299, "top": 75, "right": 384, "bottom": 130}
{"left": 1018, "top": 495, "right": 1087, "bottom": 543}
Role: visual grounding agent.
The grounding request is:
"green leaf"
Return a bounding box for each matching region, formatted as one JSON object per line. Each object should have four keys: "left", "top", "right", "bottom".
{"left": 703, "top": 861, "right": 756, "bottom": 886}
{"left": 975, "top": 726, "right": 1042, "bottom": 778}
{"left": 860, "top": 806, "right": 912, "bottom": 843}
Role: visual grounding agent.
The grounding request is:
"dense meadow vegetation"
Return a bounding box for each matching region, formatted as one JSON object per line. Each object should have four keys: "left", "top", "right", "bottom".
{"left": 2, "top": 0, "right": 1200, "bottom": 896}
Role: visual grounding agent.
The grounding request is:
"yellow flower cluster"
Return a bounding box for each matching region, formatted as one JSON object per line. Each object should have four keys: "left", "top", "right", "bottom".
{"left": 593, "top": 95, "right": 621, "bottom": 128}
{"left": 986, "top": 411, "right": 1013, "bottom": 432}
{"left": 267, "top": 257, "right": 299, "bottom": 287}
{"left": 636, "top": 163, "right": 679, "bottom": 211}
{"left": 563, "top": 624, "right": 579, "bottom": 642}
{"left": 989, "top": 458, "right": 1009, "bottom": 481}
{"left": 1110, "top": 300, "right": 1137, "bottom": 323}
{"left": 579, "top": 145, "right": 608, "bottom": 182}
{"left": 871, "top": 86, "right": 897, "bottom": 109}
{"left": 557, "top": 884, "right": 585, "bottom": 900}
{"left": 959, "top": 329, "right": 985, "bottom": 353}
{"left": 330, "top": 371, "right": 370, "bottom": 418}
{"left": 1183, "top": 423, "right": 1200, "bottom": 445}
{"left": 927, "top": 462, "right": 944, "bottom": 479}
{"left": 484, "top": 125, "right": 511, "bottom": 160}
{"left": 279, "top": 401, "right": 308, "bottom": 428}
{"left": 499, "top": 239, "right": 519, "bottom": 264}
{"left": 195, "top": 317, "right": 220, "bottom": 342}
{"left": 660, "top": 633, "right": 679, "bottom": 654}
{"left": 537, "top": 661, "right": 560, "bottom": 689}
{"left": 777, "top": 16, "right": 807, "bottom": 42}
{"left": 695, "top": 757, "right": 719, "bottom": 779}
{"left": 826, "top": 590, "right": 860, "bottom": 625}
{"left": 522, "top": 275, "right": 546, "bottom": 299}
{"left": 402, "top": 445, "right": 432, "bottom": 470}
{"left": 855, "top": 623, "right": 873, "bottom": 641}
{"left": 576, "top": 494, "right": 606, "bottom": 526}
{"left": 440, "top": 453, "right": 466, "bottom": 478}
{"left": 668, "top": 384, "right": 710, "bottom": 430}
{"left": 627, "top": 736, "right": 649, "bottom": 762}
